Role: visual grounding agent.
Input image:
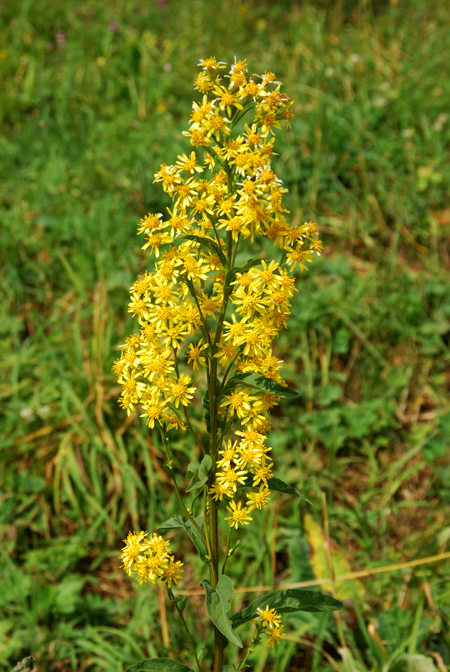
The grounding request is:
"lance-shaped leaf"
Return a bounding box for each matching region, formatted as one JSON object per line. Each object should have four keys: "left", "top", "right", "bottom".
{"left": 267, "top": 477, "right": 312, "bottom": 505}
{"left": 200, "top": 575, "right": 243, "bottom": 648}
{"left": 125, "top": 659, "right": 194, "bottom": 672}
{"left": 186, "top": 454, "right": 212, "bottom": 492}
{"left": 231, "top": 589, "right": 343, "bottom": 628}
{"left": 158, "top": 515, "right": 208, "bottom": 564}
{"left": 225, "top": 372, "right": 300, "bottom": 400}
{"left": 182, "top": 234, "right": 226, "bottom": 266}
{"left": 225, "top": 258, "right": 260, "bottom": 287}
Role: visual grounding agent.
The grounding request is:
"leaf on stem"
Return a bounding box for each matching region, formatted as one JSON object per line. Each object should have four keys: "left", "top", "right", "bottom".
{"left": 225, "top": 258, "right": 260, "bottom": 287}
{"left": 267, "top": 477, "right": 312, "bottom": 504}
{"left": 186, "top": 454, "right": 212, "bottom": 492}
{"left": 225, "top": 372, "right": 300, "bottom": 400}
{"left": 158, "top": 515, "right": 209, "bottom": 564}
{"left": 182, "top": 234, "right": 226, "bottom": 266}
{"left": 200, "top": 575, "right": 243, "bottom": 648}
{"left": 231, "top": 589, "right": 343, "bottom": 628}
{"left": 124, "top": 658, "right": 194, "bottom": 672}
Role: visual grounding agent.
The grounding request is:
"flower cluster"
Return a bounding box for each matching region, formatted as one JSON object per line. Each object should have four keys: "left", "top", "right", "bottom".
{"left": 255, "top": 605, "right": 285, "bottom": 648}
{"left": 114, "top": 57, "right": 321, "bottom": 529}
{"left": 120, "top": 531, "right": 184, "bottom": 587}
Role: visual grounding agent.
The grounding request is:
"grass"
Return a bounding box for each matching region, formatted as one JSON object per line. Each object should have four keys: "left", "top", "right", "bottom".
{"left": 1, "top": 0, "right": 450, "bottom": 670}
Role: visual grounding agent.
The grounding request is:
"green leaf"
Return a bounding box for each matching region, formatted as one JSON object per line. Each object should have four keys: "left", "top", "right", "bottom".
{"left": 231, "top": 589, "right": 342, "bottom": 628}
{"left": 186, "top": 454, "right": 212, "bottom": 492}
{"left": 226, "top": 372, "right": 300, "bottom": 399}
{"left": 124, "top": 659, "right": 194, "bottom": 672}
{"left": 178, "top": 596, "right": 189, "bottom": 613}
{"left": 182, "top": 235, "right": 226, "bottom": 265}
{"left": 155, "top": 458, "right": 172, "bottom": 473}
{"left": 267, "top": 477, "right": 312, "bottom": 504}
{"left": 225, "top": 258, "right": 260, "bottom": 287}
{"left": 200, "top": 576, "right": 243, "bottom": 648}
{"left": 389, "top": 655, "right": 437, "bottom": 672}
{"left": 158, "top": 515, "right": 209, "bottom": 564}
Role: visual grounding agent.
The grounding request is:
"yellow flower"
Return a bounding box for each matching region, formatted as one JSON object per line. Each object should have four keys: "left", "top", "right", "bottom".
{"left": 214, "top": 342, "right": 237, "bottom": 366}
{"left": 140, "top": 399, "right": 169, "bottom": 428}
{"left": 221, "top": 390, "right": 255, "bottom": 419}
{"left": 162, "top": 556, "right": 184, "bottom": 588}
{"left": 135, "top": 553, "right": 169, "bottom": 585}
{"left": 265, "top": 625, "right": 284, "bottom": 648}
{"left": 217, "top": 440, "right": 238, "bottom": 468}
{"left": 120, "top": 531, "right": 148, "bottom": 576}
{"left": 175, "top": 152, "right": 204, "bottom": 175}
{"left": 186, "top": 339, "right": 208, "bottom": 370}
{"left": 252, "top": 456, "right": 273, "bottom": 486}
{"left": 165, "top": 374, "right": 196, "bottom": 408}
{"left": 224, "top": 500, "right": 252, "bottom": 529}
{"left": 209, "top": 481, "right": 234, "bottom": 501}
{"left": 217, "top": 466, "right": 248, "bottom": 492}
{"left": 285, "top": 244, "right": 314, "bottom": 272}
{"left": 246, "top": 486, "right": 271, "bottom": 511}
{"left": 256, "top": 605, "right": 282, "bottom": 629}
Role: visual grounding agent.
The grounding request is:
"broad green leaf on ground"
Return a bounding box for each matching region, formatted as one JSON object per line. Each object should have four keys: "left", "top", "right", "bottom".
{"left": 186, "top": 455, "right": 212, "bottom": 492}
{"left": 225, "top": 258, "right": 260, "bottom": 286}
{"left": 157, "top": 515, "right": 208, "bottom": 564}
{"left": 389, "top": 655, "right": 437, "bottom": 672}
{"left": 226, "top": 372, "right": 300, "bottom": 399}
{"left": 267, "top": 477, "right": 312, "bottom": 504}
{"left": 304, "top": 513, "right": 365, "bottom": 600}
{"left": 182, "top": 234, "right": 226, "bottom": 265}
{"left": 125, "top": 658, "right": 194, "bottom": 672}
{"left": 200, "top": 575, "right": 243, "bottom": 648}
{"left": 231, "top": 589, "right": 342, "bottom": 628}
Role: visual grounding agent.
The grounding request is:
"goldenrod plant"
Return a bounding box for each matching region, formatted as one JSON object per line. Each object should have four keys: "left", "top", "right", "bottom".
{"left": 115, "top": 57, "right": 342, "bottom": 672}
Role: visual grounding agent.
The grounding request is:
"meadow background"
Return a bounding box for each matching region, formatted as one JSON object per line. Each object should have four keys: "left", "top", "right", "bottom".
{"left": 1, "top": 0, "right": 450, "bottom": 670}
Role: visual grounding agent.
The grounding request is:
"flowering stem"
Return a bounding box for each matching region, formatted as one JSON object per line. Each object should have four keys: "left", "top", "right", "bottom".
{"left": 218, "top": 347, "right": 243, "bottom": 399}
{"left": 236, "top": 624, "right": 263, "bottom": 672}
{"left": 166, "top": 586, "right": 202, "bottom": 672}
{"left": 187, "top": 279, "right": 213, "bottom": 349}
{"left": 172, "top": 348, "right": 206, "bottom": 456}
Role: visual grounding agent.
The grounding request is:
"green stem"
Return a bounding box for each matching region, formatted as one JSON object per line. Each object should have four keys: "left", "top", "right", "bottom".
{"left": 210, "top": 215, "right": 225, "bottom": 254}
{"left": 188, "top": 279, "right": 213, "bottom": 349}
{"left": 236, "top": 625, "right": 263, "bottom": 672}
{"left": 221, "top": 527, "right": 232, "bottom": 575}
{"left": 167, "top": 586, "right": 202, "bottom": 672}
{"left": 159, "top": 428, "right": 207, "bottom": 546}
{"left": 231, "top": 101, "right": 254, "bottom": 130}
{"left": 172, "top": 348, "right": 205, "bottom": 456}
{"left": 218, "top": 347, "right": 243, "bottom": 399}
{"left": 203, "top": 486, "right": 216, "bottom": 580}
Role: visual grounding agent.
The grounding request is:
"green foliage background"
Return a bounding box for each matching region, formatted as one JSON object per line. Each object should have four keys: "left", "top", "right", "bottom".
{"left": 1, "top": 0, "right": 449, "bottom": 671}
